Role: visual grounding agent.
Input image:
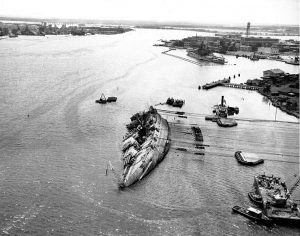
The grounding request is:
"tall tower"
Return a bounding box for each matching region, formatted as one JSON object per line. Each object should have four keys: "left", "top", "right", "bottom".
{"left": 246, "top": 22, "right": 250, "bottom": 38}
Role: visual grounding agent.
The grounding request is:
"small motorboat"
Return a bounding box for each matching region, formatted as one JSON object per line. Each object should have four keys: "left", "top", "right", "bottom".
{"left": 95, "top": 93, "right": 117, "bottom": 104}
{"left": 235, "top": 151, "right": 264, "bottom": 166}
{"left": 232, "top": 206, "right": 272, "bottom": 225}
{"left": 227, "top": 106, "right": 239, "bottom": 115}
{"left": 248, "top": 192, "right": 263, "bottom": 206}
{"left": 166, "top": 97, "right": 185, "bottom": 108}
{"left": 173, "top": 99, "right": 185, "bottom": 108}
{"left": 166, "top": 97, "right": 174, "bottom": 105}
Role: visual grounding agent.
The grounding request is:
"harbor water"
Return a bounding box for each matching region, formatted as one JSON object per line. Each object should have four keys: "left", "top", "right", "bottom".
{"left": 0, "top": 29, "right": 299, "bottom": 235}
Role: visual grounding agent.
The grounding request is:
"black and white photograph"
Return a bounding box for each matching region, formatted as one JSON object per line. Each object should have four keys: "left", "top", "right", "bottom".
{"left": 0, "top": 0, "right": 299, "bottom": 235}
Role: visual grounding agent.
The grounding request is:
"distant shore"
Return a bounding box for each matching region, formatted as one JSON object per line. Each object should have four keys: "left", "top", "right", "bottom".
{"left": 135, "top": 25, "right": 300, "bottom": 37}
{"left": 0, "top": 21, "right": 133, "bottom": 38}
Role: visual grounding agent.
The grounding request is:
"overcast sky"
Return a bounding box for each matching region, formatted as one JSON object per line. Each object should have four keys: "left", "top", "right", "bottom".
{"left": 1, "top": 0, "right": 299, "bottom": 25}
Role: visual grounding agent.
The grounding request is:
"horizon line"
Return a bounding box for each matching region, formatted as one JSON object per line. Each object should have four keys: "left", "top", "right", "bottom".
{"left": 0, "top": 15, "right": 299, "bottom": 27}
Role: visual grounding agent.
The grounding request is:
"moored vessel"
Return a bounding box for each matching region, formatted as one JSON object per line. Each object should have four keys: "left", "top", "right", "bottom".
{"left": 206, "top": 96, "right": 238, "bottom": 127}
{"left": 232, "top": 206, "right": 272, "bottom": 225}
{"left": 187, "top": 51, "right": 227, "bottom": 64}
{"left": 95, "top": 93, "right": 117, "bottom": 104}
{"left": 254, "top": 174, "right": 300, "bottom": 224}
{"left": 166, "top": 97, "right": 185, "bottom": 108}
{"left": 285, "top": 57, "right": 299, "bottom": 65}
{"left": 235, "top": 151, "right": 264, "bottom": 166}
{"left": 248, "top": 192, "right": 263, "bottom": 206}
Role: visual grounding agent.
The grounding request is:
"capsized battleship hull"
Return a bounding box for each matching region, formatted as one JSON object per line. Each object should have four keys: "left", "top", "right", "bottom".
{"left": 120, "top": 108, "right": 170, "bottom": 187}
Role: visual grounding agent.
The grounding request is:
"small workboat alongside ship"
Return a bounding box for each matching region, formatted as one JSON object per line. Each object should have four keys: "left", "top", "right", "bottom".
{"left": 235, "top": 151, "right": 264, "bottom": 166}
{"left": 248, "top": 192, "right": 263, "bottom": 206}
{"left": 232, "top": 206, "right": 272, "bottom": 225}
{"left": 120, "top": 107, "right": 170, "bottom": 187}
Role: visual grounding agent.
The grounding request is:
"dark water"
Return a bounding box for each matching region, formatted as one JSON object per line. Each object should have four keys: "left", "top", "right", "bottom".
{"left": 0, "top": 29, "right": 299, "bottom": 235}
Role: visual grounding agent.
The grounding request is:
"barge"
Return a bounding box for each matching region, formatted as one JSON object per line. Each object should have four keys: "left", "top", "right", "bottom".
{"left": 234, "top": 151, "right": 264, "bottom": 166}
{"left": 120, "top": 107, "right": 170, "bottom": 187}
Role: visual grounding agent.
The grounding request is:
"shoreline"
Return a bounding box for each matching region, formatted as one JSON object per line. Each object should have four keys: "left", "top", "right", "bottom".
{"left": 258, "top": 90, "right": 299, "bottom": 119}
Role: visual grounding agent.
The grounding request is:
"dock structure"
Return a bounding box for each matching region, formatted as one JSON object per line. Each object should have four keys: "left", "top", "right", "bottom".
{"left": 202, "top": 78, "right": 231, "bottom": 90}
{"left": 222, "top": 83, "right": 260, "bottom": 90}
{"left": 202, "top": 80, "right": 261, "bottom": 90}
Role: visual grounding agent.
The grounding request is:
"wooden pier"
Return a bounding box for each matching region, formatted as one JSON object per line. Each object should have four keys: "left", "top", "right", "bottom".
{"left": 202, "top": 81, "right": 261, "bottom": 90}
{"left": 222, "top": 83, "right": 260, "bottom": 90}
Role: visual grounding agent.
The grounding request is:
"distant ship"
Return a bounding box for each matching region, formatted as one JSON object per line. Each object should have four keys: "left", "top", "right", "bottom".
{"left": 187, "top": 51, "right": 227, "bottom": 64}
{"left": 285, "top": 56, "right": 299, "bottom": 65}
{"left": 8, "top": 33, "right": 18, "bottom": 38}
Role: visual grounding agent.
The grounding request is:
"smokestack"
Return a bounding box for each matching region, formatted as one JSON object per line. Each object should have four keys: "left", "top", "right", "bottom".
{"left": 221, "top": 96, "right": 224, "bottom": 106}
{"left": 246, "top": 22, "right": 250, "bottom": 38}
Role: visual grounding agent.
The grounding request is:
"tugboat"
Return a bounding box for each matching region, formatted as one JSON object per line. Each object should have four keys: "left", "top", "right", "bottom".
{"left": 234, "top": 151, "right": 264, "bottom": 166}
{"left": 248, "top": 192, "right": 263, "bottom": 206}
{"left": 213, "top": 96, "right": 228, "bottom": 118}
{"left": 232, "top": 206, "right": 272, "bottom": 225}
{"left": 208, "top": 96, "right": 238, "bottom": 127}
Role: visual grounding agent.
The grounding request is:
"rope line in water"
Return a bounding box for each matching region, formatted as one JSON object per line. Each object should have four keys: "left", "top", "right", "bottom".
{"left": 170, "top": 147, "right": 299, "bottom": 164}
{"left": 157, "top": 109, "right": 299, "bottom": 125}
{"left": 167, "top": 120, "right": 299, "bottom": 132}
{"left": 203, "top": 152, "right": 299, "bottom": 164}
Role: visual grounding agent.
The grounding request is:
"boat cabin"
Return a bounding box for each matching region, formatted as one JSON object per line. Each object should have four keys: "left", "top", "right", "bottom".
{"left": 247, "top": 207, "right": 262, "bottom": 218}
{"left": 273, "top": 194, "right": 287, "bottom": 206}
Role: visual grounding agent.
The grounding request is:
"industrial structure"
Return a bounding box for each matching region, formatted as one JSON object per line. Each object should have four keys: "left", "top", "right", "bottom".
{"left": 246, "top": 22, "right": 250, "bottom": 38}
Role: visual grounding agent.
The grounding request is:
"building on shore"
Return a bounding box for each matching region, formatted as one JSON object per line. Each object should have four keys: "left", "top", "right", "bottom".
{"left": 241, "top": 37, "right": 280, "bottom": 47}
{"left": 277, "top": 40, "right": 300, "bottom": 54}
{"left": 263, "top": 69, "right": 285, "bottom": 77}
{"left": 239, "top": 45, "right": 252, "bottom": 52}
{"left": 257, "top": 47, "right": 279, "bottom": 55}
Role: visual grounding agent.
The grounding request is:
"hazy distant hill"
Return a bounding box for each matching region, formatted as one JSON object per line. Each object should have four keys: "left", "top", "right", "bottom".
{"left": 0, "top": 16, "right": 299, "bottom": 35}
